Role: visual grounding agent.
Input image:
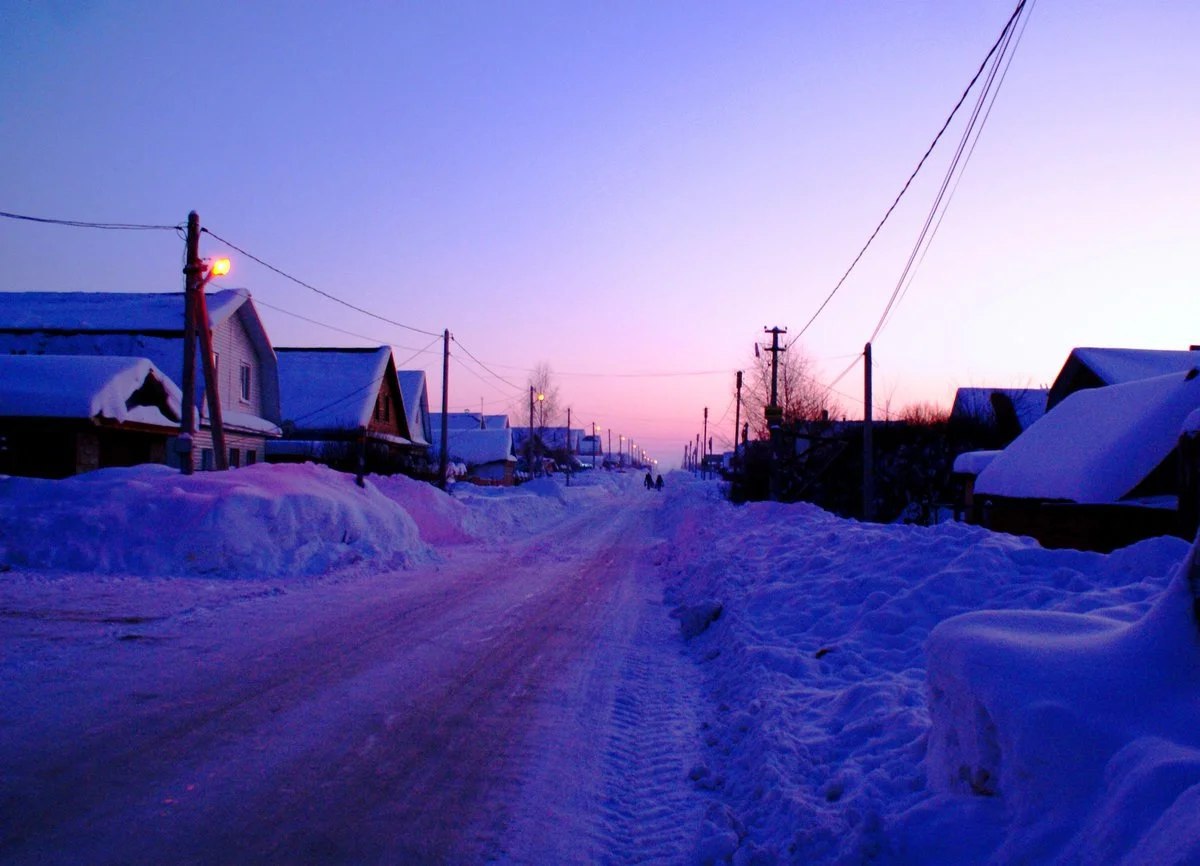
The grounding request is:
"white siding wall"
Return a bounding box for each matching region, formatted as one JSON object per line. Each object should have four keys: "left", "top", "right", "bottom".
{"left": 212, "top": 318, "right": 263, "bottom": 416}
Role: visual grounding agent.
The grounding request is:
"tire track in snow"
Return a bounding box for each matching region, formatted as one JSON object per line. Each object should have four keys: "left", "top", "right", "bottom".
{"left": 488, "top": 512, "right": 707, "bottom": 865}
{"left": 586, "top": 606, "right": 706, "bottom": 864}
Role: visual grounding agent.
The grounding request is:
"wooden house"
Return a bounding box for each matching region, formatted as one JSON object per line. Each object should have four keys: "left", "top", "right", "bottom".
{"left": 270, "top": 346, "right": 424, "bottom": 475}
{"left": 397, "top": 370, "right": 433, "bottom": 450}
{"left": 0, "top": 290, "right": 281, "bottom": 469}
{"left": 0, "top": 355, "right": 183, "bottom": 478}
{"left": 972, "top": 369, "right": 1200, "bottom": 551}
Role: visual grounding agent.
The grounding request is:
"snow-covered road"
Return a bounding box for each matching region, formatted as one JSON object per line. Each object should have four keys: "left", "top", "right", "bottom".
{"left": 1, "top": 485, "right": 704, "bottom": 864}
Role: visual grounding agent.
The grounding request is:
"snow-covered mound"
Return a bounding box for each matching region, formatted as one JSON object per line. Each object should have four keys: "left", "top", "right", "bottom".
{"left": 655, "top": 472, "right": 1193, "bottom": 864}
{"left": 927, "top": 548, "right": 1200, "bottom": 864}
{"left": 0, "top": 463, "right": 428, "bottom": 578}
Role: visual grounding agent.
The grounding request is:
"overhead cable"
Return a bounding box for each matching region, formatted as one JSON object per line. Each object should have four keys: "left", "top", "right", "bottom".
{"left": 788, "top": 0, "right": 1028, "bottom": 350}
{"left": 0, "top": 209, "right": 181, "bottom": 231}
{"left": 202, "top": 227, "right": 441, "bottom": 338}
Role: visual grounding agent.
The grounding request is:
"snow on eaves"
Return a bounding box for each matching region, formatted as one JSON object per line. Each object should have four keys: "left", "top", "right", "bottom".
{"left": 976, "top": 369, "right": 1200, "bottom": 503}
{"left": 0, "top": 354, "right": 182, "bottom": 427}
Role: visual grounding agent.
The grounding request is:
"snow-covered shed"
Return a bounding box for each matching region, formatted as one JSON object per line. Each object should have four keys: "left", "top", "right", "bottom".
{"left": 1046, "top": 347, "right": 1200, "bottom": 411}
{"left": 0, "top": 355, "right": 183, "bottom": 477}
{"left": 436, "top": 428, "right": 515, "bottom": 486}
{"left": 973, "top": 370, "right": 1200, "bottom": 550}
{"left": 397, "top": 370, "right": 433, "bottom": 449}
{"left": 270, "top": 346, "right": 426, "bottom": 475}
{"left": 0, "top": 290, "right": 281, "bottom": 469}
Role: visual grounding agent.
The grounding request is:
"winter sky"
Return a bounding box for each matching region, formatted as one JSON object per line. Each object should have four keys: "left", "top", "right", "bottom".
{"left": 1, "top": 1, "right": 1197, "bottom": 466}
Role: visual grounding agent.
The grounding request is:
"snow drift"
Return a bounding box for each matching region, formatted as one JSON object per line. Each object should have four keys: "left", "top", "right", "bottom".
{"left": 0, "top": 463, "right": 429, "bottom": 578}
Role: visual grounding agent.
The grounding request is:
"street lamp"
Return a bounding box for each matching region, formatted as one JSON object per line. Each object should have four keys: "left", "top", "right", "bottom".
{"left": 528, "top": 387, "right": 544, "bottom": 477}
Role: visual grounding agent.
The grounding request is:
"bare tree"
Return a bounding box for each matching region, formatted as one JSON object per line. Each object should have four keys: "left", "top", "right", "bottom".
{"left": 527, "top": 362, "right": 560, "bottom": 432}
{"left": 899, "top": 401, "right": 950, "bottom": 426}
{"left": 743, "top": 342, "right": 840, "bottom": 439}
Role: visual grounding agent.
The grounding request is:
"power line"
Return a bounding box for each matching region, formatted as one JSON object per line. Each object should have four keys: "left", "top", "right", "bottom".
{"left": 449, "top": 335, "right": 524, "bottom": 391}
{"left": 395, "top": 334, "right": 445, "bottom": 368}
{"left": 201, "top": 227, "right": 442, "bottom": 339}
{"left": 873, "top": 0, "right": 1035, "bottom": 341}
{"left": 788, "top": 0, "right": 1028, "bottom": 350}
{"left": 0, "top": 209, "right": 181, "bottom": 231}
{"left": 253, "top": 296, "right": 439, "bottom": 358}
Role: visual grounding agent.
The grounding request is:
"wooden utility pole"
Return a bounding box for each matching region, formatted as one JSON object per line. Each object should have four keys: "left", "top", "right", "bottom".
{"left": 566, "top": 406, "right": 572, "bottom": 487}
{"left": 702, "top": 407, "right": 708, "bottom": 478}
{"left": 196, "top": 287, "right": 227, "bottom": 470}
{"left": 179, "top": 212, "right": 200, "bottom": 475}
{"left": 180, "top": 211, "right": 226, "bottom": 472}
{"left": 863, "top": 341, "right": 875, "bottom": 521}
{"left": 763, "top": 326, "right": 787, "bottom": 426}
{"left": 764, "top": 326, "right": 787, "bottom": 500}
{"left": 438, "top": 329, "right": 450, "bottom": 489}
{"left": 733, "top": 370, "right": 742, "bottom": 468}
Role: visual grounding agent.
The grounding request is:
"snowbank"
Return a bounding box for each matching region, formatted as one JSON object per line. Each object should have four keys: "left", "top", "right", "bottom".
{"left": 0, "top": 463, "right": 428, "bottom": 578}
{"left": 655, "top": 474, "right": 1192, "bottom": 864}
{"left": 926, "top": 547, "right": 1200, "bottom": 864}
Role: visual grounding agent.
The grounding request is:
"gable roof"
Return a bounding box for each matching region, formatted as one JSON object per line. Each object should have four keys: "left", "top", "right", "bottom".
{"left": 976, "top": 369, "right": 1200, "bottom": 504}
{"left": 276, "top": 346, "right": 396, "bottom": 431}
{"left": 0, "top": 290, "right": 280, "bottom": 425}
{"left": 0, "top": 354, "right": 182, "bottom": 429}
{"left": 396, "top": 370, "right": 431, "bottom": 447}
{"left": 484, "top": 414, "right": 510, "bottom": 430}
{"left": 1047, "top": 347, "right": 1200, "bottom": 410}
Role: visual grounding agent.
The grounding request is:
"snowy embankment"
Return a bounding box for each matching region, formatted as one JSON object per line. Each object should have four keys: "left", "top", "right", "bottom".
{"left": 657, "top": 472, "right": 1198, "bottom": 865}
{"left": 0, "top": 463, "right": 576, "bottom": 579}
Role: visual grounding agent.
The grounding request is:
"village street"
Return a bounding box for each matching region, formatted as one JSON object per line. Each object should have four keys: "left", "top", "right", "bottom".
{"left": 0, "top": 486, "right": 706, "bottom": 865}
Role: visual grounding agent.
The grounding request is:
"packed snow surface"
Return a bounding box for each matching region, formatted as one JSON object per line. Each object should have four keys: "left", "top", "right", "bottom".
{"left": 3, "top": 463, "right": 1200, "bottom": 864}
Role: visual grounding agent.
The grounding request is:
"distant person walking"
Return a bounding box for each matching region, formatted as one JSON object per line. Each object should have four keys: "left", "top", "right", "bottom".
{"left": 644, "top": 471, "right": 654, "bottom": 490}
{"left": 655, "top": 474, "right": 664, "bottom": 491}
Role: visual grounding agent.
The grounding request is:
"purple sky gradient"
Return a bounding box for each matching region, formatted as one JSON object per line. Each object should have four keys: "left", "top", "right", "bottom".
{"left": 2, "top": 1, "right": 1197, "bottom": 467}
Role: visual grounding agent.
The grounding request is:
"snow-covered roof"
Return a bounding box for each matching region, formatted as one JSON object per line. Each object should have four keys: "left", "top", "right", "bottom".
{"left": 223, "top": 410, "right": 283, "bottom": 437}
{"left": 440, "top": 428, "right": 515, "bottom": 465}
{"left": 976, "top": 369, "right": 1200, "bottom": 503}
{"left": 277, "top": 346, "right": 392, "bottom": 431}
{"left": 431, "top": 412, "right": 485, "bottom": 431}
{"left": 1048, "top": 347, "right": 1200, "bottom": 410}
{"left": 0, "top": 354, "right": 182, "bottom": 428}
{"left": 951, "top": 450, "right": 1002, "bottom": 476}
{"left": 396, "top": 370, "right": 431, "bottom": 447}
{"left": 0, "top": 289, "right": 248, "bottom": 333}
{"left": 950, "top": 388, "right": 1047, "bottom": 431}
{"left": 484, "top": 414, "right": 510, "bottom": 430}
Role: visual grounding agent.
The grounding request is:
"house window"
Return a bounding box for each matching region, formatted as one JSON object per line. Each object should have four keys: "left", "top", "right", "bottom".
{"left": 239, "top": 363, "right": 252, "bottom": 402}
{"left": 375, "top": 396, "right": 389, "bottom": 422}
{"left": 201, "top": 449, "right": 214, "bottom": 471}
{"left": 229, "top": 448, "right": 241, "bottom": 468}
